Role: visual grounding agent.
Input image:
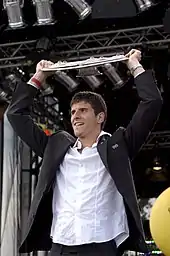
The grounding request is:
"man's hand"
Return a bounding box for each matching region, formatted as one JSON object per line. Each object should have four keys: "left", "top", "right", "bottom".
{"left": 125, "top": 49, "right": 141, "bottom": 68}
{"left": 33, "top": 60, "right": 55, "bottom": 85}
{"left": 125, "top": 49, "right": 145, "bottom": 77}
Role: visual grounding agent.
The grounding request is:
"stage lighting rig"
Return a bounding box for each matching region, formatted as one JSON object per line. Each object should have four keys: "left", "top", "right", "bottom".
{"left": 54, "top": 71, "right": 79, "bottom": 92}
{"left": 102, "top": 64, "right": 124, "bottom": 90}
{"left": 3, "top": 0, "right": 24, "bottom": 28}
{"left": 133, "top": 0, "right": 153, "bottom": 12}
{"left": 64, "top": 0, "right": 92, "bottom": 20}
{"left": 33, "top": 0, "right": 54, "bottom": 25}
{"left": 82, "top": 75, "right": 103, "bottom": 90}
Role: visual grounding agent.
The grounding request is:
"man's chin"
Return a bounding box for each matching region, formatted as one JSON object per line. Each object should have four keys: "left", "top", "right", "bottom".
{"left": 73, "top": 130, "right": 84, "bottom": 138}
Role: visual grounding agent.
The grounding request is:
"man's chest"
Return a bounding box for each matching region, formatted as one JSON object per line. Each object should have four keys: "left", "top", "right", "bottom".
{"left": 56, "top": 146, "right": 114, "bottom": 191}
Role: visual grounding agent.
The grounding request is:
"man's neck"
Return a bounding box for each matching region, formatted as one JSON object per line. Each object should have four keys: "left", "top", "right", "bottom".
{"left": 78, "top": 130, "right": 101, "bottom": 149}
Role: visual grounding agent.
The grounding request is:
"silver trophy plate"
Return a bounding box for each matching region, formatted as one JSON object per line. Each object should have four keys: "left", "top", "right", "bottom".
{"left": 41, "top": 55, "right": 128, "bottom": 71}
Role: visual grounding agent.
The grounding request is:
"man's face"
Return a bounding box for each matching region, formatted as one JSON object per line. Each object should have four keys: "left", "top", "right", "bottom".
{"left": 71, "top": 101, "right": 102, "bottom": 138}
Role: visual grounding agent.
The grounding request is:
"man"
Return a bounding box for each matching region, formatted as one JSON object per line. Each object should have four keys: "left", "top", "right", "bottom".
{"left": 7, "top": 49, "right": 162, "bottom": 256}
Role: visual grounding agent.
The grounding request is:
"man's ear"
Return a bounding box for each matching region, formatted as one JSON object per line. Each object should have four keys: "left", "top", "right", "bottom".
{"left": 97, "top": 112, "right": 105, "bottom": 124}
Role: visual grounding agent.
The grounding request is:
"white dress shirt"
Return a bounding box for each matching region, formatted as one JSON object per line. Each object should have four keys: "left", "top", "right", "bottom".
{"left": 50, "top": 131, "right": 129, "bottom": 247}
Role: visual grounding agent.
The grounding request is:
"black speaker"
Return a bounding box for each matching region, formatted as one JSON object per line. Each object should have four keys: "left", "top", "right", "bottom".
{"left": 92, "top": 0, "right": 137, "bottom": 19}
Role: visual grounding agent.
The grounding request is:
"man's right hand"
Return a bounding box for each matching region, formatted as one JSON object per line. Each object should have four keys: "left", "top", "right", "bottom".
{"left": 32, "top": 60, "right": 55, "bottom": 85}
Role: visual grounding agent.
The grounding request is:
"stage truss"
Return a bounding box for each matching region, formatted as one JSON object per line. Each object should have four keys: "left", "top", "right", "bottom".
{"left": 143, "top": 131, "right": 170, "bottom": 150}
{"left": 0, "top": 24, "right": 170, "bottom": 69}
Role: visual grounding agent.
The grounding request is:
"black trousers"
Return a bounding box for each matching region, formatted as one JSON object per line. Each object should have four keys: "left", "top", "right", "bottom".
{"left": 50, "top": 240, "right": 118, "bottom": 256}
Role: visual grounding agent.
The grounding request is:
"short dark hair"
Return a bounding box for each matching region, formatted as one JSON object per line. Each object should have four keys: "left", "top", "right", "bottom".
{"left": 70, "top": 91, "right": 107, "bottom": 128}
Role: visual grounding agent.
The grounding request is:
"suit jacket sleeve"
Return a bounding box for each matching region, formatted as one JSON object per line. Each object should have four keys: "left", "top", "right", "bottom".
{"left": 7, "top": 81, "right": 48, "bottom": 157}
{"left": 124, "top": 70, "right": 163, "bottom": 160}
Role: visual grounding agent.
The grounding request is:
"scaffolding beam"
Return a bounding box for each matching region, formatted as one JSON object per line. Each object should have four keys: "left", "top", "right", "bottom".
{"left": 0, "top": 24, "right": 170, "bottom": 69}
{"left": 143, "top": 131, "right": 170, "bottom": 150}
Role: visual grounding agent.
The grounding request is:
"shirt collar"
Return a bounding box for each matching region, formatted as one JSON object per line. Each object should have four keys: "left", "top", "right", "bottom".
{"left": 73, "top": 131, "right": 111, "bottom": 150}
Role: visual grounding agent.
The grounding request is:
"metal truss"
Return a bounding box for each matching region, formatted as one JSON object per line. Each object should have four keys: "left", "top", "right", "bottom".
{"left": 0, "top": 24, "right": 170, "bottom": 69}
{"left": 54, "top": 24, "right": 170, "bottom": 60}
{"left": 143, "top": 131, "right": 170, "bottom": 150}
{"left": 32, "top": 93, "right": 64, "bottom": 132}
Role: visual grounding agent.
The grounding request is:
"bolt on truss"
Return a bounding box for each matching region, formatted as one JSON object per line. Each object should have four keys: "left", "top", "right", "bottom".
{"left": 0, "top": 24, "right": 170, "bottom": 69}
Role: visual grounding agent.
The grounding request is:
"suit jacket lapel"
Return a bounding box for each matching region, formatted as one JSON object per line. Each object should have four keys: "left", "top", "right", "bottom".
{"left": 97, "top": 135, "right": 109, "bottom": 170}
{"left": 97, "top": 127, "right": 125, "bottom": 169}
{"left": 98, "top": 127, "right": 126, "bottom": 182}
{"left": 39, "top": 131, "right": 76, "bottom": 191}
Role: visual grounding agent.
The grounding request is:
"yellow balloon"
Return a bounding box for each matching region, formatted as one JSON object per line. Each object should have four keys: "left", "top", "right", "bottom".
{"left": 150, "top": 187, "right": 170, "bottom": 256}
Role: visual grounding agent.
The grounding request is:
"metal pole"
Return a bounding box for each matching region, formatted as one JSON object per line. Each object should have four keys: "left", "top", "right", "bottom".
{"left": 0, "top": 114, "right": 4, "bottom": 253}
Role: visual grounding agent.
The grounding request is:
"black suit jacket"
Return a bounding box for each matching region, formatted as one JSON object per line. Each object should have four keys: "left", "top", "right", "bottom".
{"left": 7, "top": 70, "right": 162, "bottom": 254}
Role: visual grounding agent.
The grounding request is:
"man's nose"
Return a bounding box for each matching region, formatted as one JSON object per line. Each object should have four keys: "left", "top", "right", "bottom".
{"left": 72, "top": 112, "right": 80, "bottom": 122}
{"left": 74, "top": 111, "right": 81, "bottom": 118}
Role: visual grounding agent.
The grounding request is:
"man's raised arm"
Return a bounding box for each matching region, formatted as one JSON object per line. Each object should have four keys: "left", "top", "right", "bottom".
{"left": 7, "top": 60, "right": 54, "bottom": 157}
{"left": 124, "top": 49, "right": 163, "bottom": 160}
